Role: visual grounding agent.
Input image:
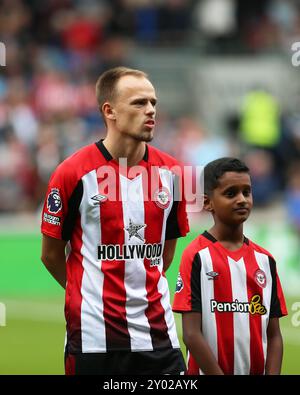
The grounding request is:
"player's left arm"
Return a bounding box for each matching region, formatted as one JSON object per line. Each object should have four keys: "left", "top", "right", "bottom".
{"left": 163, "top": 239, "right": 177, "bottom": 271}
{"left": 163, "top": 171, "right": 189, "bottom": 272}
{"left": 265, "top": 317, "right": 283, "bottom": 375}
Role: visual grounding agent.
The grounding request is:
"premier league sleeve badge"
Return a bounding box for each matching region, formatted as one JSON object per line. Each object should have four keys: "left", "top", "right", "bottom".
{"left": 47, "top": 188, "right": 62, "bottom": 214}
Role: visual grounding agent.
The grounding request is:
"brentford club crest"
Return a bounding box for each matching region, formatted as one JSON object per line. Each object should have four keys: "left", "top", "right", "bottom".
{"left": 153, "top": 187, "right": 171, "bottom": 209}
{"left": 254, "top": 269, "right": 267, "bottom": 288}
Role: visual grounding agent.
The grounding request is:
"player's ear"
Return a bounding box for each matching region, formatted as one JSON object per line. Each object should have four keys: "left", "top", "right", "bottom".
{"left": 102, "top": 102, "right": 116, "bottom": 121}
{"left": 203, "top": 194, "right": 213, "bottom": 212}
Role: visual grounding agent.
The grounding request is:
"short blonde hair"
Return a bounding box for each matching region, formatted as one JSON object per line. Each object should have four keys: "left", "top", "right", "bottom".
{"left": 95, "top": 66, "right": 148, "bottom": 114}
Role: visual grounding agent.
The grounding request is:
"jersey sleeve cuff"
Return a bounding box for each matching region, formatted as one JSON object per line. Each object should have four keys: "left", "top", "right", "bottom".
{"left": 41, "top": 229, "right": 63, "bottom": 240}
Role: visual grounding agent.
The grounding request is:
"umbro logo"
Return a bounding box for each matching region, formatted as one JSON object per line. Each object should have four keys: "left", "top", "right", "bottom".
{"left": 91, "top": 194, "right": 107, "bottom": 204}
{"left": 206, "top": 271, "right": 219, "bottom": 280}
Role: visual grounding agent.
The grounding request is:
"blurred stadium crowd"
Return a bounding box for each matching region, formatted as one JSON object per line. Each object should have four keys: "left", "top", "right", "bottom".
{"left": 1, "top": 0, "right": 300, "bottom": 236}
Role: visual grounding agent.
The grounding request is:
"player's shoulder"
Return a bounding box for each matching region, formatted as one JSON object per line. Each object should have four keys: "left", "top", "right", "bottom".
{"left": 181, "top": 233, "right": 212, "bottom": 263}
{"left": 54, "top": 143, "right": 102, "bottom": 178}
{"left": 60, "top": 143, "right": 98, "bottom": 168}
{"left": 248, "top": 238, "right": 275, "bottom": 261}
{"left": 147, "top": 145, "right": 183, "bottom": 168}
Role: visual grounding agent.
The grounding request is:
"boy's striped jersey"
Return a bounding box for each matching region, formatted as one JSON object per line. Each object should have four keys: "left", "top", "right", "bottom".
{"left": 173, "top": 231, "right": 287, "bottom": 375}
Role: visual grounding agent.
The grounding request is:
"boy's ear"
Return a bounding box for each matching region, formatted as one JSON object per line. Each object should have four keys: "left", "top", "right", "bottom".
{"left": 203, "top": 194, "right": 213, "bottom": 212}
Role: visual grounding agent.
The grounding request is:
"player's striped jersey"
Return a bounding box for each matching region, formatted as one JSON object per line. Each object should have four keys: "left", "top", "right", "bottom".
{"left": 172, "top": 231, "right": 287, "bottom": 375}
{"left": 41, "top": 140, "right": 189, "bottom": 354}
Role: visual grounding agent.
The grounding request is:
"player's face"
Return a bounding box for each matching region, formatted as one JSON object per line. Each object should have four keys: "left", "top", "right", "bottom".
{"left": 205, "top": 172, "right": 253, "bottom": 226}
{"left": 111, "top": 75, "right": 157, "bottom": 142}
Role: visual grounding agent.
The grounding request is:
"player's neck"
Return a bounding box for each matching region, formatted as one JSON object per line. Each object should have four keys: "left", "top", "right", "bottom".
{"left": 103, "top": 136, "right": 146, "bottom": 167}
{"left": 208, "top": 224, "right": 244, "bottom": 251}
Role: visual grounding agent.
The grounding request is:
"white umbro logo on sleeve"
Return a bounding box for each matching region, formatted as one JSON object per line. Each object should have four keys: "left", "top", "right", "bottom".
{"left": 91, "top": 194, "right": 107, "bottom": 204}
{"left": 206, "top": 271, "right": 219, "bottom": 280}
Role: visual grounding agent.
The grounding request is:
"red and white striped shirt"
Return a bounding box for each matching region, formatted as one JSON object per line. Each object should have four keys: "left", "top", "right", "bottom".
{"left": 41, "top": 140, "right": 189, "bottom": 353}
{"left": 172, "top": 231, "right": 287, "bottom": 375}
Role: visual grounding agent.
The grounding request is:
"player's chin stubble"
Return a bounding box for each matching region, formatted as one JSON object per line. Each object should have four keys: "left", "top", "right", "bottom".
{"left": 136, "top": 132, "right": 154, "bottom": 142}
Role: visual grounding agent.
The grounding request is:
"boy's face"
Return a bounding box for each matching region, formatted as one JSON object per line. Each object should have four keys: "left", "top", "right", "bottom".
{"left": 204, "top": 171, "right": 253, "bottom": 226}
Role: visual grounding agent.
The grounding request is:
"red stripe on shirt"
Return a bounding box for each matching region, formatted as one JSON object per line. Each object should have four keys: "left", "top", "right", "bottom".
{"left": 244, "top": 251, "right": 264, "bottom": 375}
{"left": 187, "top": 352, "right": 200, "bottom": 375}
{"left": 210, "top": 246, "right": 234, "bottom": 375}
{"left": 144, "top": 170, "right": 171, "bottom": 349}
{"left": 100, "top": 173, "right": 130, "bottom": 351}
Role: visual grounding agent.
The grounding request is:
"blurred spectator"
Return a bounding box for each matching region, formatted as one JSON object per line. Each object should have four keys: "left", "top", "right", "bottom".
{"left": 244, "top": 149, "right": 279, "bottom": 207}
{"left": 106, "top": 0, "right": 136, "bottom": 38}
{"left": 0, "top": 0, "right": 31, "bottom": 43}
{"left": 36, "top": 122, "right": 60, "bottom": 184}
{"left": 6, "top": 77, "right": 38, "bottom": 148}
{"left": 32, "top": 70, "right": 77, "bottom": 118}
{"left": 100, "top": 36, "right": 132, "bottom": 71}
{"left": 134, "top": 1, "right": 159, "bottom": 43}
{"left": 0, "top": 131, "right": 35, "bottom": 211}
{"left": 194, "top": 0, "right": 236, "bottom": 38}
{"left": 281, "top": 113, "right": 300, "bottom": 165}
{"left": 267, "top": 0, "right": 298, "bottom": 35}
{"left": 239, "top": 88, "right": 280, "bottom": 150}
{"left": 57, "top": 8, "right": 104, "bottom": 52}
{"left": 173, "top": 116, "right": 205, "bottom": 164}
{"left": 239, "top": 88, "right": 286, "bottom": 187}
{"left": 159, "top": 0, "right": 192, "bottom": 43}
{"left": 171, "top": 116, "right": 230, "bottom": 166}
{"left": 236, "top": 0, "right": 272, "bottom": 52}
{"left": 266, "top": 0, "right": 300, "bottom": 52}
{"left": 285, "top": 161, "right": 300, "bottom": 241}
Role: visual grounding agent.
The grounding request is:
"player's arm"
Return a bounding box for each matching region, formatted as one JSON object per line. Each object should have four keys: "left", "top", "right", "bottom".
{"left": 41, "top": 234, "right": 67, "bottom": 289}
{"left": 182, "top": 312, "right": 224, "bottom": 375}
{"left": 162, "top": 239, "right": 177, "bottom": 271}
{"left": 164, "top": 169, "right": 189, "bottom": 273}
{"left": 265, "top": 317, "right": 283, "bottom": 375}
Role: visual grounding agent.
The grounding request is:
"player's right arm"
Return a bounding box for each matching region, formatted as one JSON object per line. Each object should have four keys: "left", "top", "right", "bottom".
{"left": 182, "top": 312, "right": 224, "bottom": 375}
{"left": 41, "top": 235, "right": 67, "bottom": 289}
{"left": 41, "top": 159, "right": 82, "bottom": 289}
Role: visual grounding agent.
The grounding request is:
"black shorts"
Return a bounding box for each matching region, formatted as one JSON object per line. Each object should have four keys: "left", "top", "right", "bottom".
{"left": 65, "top": 348, "right": 186, "bottom": 375}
